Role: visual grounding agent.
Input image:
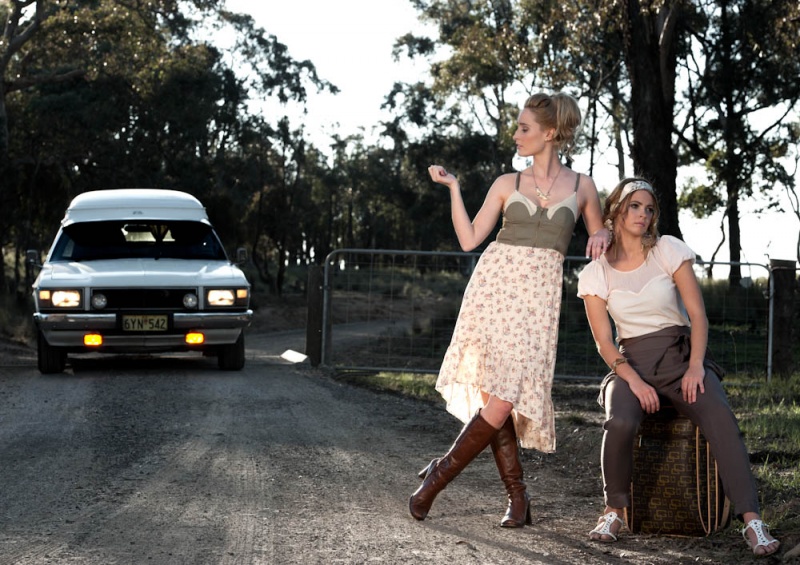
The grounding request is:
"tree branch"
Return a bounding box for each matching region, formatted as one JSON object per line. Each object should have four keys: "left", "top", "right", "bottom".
{"left": 4, "top": 1, "right": 44, "bottom": 55}
{"left": 5, "top": 68, "right": 87, "bottom": 94}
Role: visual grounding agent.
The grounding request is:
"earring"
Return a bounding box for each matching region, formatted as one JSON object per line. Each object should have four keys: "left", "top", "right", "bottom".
{"left": 642, "top": 232, "right": 653, "bottom": 251}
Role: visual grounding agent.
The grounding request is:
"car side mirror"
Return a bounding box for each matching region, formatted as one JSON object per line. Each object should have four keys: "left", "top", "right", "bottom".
{"left": 26, "top": 249, "right": 42, "bottom": 268}
{"left": 235, "top": 247, "right": 248, "bottom": 265}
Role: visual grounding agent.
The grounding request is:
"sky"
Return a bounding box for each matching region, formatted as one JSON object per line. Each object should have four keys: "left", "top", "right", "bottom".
{"left": 226, "top": 0, "right": 799, "bottom": 276}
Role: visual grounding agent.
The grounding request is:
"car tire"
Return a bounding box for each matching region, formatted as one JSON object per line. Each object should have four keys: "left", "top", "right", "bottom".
{"left": 38, "top": 331, "right": 67, "bottom": 374}
{"left": 218, "top": 332, "right": 245, "bottom": 371}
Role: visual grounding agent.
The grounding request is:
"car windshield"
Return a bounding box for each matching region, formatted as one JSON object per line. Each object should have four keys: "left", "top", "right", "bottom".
{"left": 50, "top": 221, "right": 228, "bottom": 261}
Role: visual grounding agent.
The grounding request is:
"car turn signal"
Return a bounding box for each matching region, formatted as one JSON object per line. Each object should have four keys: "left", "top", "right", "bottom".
{"left": 84, "top": 334, "right": 103, "bottom": 346}
{"left": 185, "top": 332, "right": 205, "bottom": 344}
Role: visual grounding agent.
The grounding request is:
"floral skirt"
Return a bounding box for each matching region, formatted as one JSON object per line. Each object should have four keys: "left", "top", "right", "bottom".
{"left": 436, "top": 242, "right": 563, "bottom": 452}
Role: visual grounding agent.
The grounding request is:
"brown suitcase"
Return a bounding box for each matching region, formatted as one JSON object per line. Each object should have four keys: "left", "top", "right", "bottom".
{"left": 627, "top": 406, "right": 731, "bottom": 536}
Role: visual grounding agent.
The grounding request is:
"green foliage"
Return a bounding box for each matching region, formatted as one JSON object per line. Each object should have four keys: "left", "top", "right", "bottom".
{"left": 676, "top": 0, "right": 800, "bottom": 273}
{"left": 0, "top": 0, "right": 334, "bottom": 296}
{"left": 0, "top": 292, "right": 35, "bottom": 346}
{"left": 724, "top": 375, "right": 800, "bottom": 522}
{"left": 679, "top": 179, "right": 725, "bottom": 218}
{"left": 2, "top": 0, "right": 799, "bottom": 298}
{"left": 391, "top": 0, "right": 526, "bottom": 160}
{"left": 335, "top": 371, "right": 441, "bottom": 403}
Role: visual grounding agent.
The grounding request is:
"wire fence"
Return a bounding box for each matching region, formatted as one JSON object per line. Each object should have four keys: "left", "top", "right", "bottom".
{"left": 318, "top": 249, "right": 792, "bottom": 381}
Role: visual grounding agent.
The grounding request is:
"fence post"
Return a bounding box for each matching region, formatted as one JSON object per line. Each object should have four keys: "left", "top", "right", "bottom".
{"left": 305, "top": 266, "right": 324, "bottom": 367}
{"left": 770, "top": 259, "right": 797, "bottom": 378}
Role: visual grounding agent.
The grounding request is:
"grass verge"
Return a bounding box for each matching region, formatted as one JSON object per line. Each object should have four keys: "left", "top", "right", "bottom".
{"left": 725, "top": 375, "right": 800, "bottom": 530}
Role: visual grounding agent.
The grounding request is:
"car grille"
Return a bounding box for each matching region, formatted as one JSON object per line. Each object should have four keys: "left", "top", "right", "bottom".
{"left": 92, "top": 288, "right": 196, "bottom": 310}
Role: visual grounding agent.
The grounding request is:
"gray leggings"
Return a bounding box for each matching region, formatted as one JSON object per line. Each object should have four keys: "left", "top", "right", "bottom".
{"left": 601, "top": 371, "right": 760, "bottom": 516}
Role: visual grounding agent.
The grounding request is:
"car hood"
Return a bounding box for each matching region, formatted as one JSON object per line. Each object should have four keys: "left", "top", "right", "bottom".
{"left": 35, "top": 259, "right": 249, "bottom": 288}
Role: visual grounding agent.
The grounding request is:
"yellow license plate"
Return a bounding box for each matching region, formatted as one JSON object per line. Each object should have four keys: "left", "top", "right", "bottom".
{"left": 122, "top": 315, "right": 168, "bottom": 332}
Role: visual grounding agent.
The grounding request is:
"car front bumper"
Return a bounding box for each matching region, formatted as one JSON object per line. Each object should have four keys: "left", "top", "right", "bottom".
{"left": 34, "top": 310, "right": 253, "bottom": 350}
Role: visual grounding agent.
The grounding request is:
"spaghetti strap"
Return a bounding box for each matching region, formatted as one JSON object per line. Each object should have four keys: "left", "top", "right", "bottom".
{"left": 573, "top": 172, "right": 581, "bottom": 193}
{"left": 515, "top": 172, "right": 521, "bottom": 191}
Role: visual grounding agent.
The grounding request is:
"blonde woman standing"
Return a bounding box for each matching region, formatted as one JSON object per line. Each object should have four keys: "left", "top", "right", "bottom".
{"left": 409, "top": 92, "right": 609, "bottom": 526}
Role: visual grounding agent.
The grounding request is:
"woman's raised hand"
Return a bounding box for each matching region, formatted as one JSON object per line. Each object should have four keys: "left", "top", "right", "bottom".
{"left": 428, "top": 165, "right": 458, "bottom": 188}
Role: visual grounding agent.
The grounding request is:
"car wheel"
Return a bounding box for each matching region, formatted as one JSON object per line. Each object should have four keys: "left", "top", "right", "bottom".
{"left": 38, "top": 331, "right": 67, "bottom": 374}
{"left": 218, "top": 332, "right": 245, "bottom": 371}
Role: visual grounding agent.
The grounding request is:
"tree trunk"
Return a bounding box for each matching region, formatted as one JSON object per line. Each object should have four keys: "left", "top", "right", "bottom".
{"left": 621, "top": 0, "right": 683, "bottom": 239}
{"left": 275, "top": 243, "right": 287, "bottom": 297}
{"left": 719, "top": 1, "right": 742, "bottom": 288}
{"left": 770, "top": 259, "right": 797, "bottom": 377}
{"left": 725, "top": 181, "right": 742, "bottom": 287}
{"left": 0, "top": 91, "right": 8, "bottom": 167}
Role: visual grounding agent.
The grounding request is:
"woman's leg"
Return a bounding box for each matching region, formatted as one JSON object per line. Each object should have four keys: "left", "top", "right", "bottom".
{"left": 601, "top": 377, "right": 645, "bottom": 510}
{"left": 660, "top": 373, "right": 778, "bottom": 554}
{"left": 490, "top": 414, "right": 531, "bottom": 527}
{"left": 409, "top": 394, "right": 509, "bottom": 521}
{"left": 479, "top": 393, "right": 514, "bottom": 427}
{"left": 590, "top": 377, "right": 644, "bottom": 541}
{"left": 659, "top": 373, "right": 759, "bottom": 515}
{"left": 418, "top": 393, "right": 514, "bottom": 479}
{"left": 477, "top": 393, "right": 531, "bottom": 527}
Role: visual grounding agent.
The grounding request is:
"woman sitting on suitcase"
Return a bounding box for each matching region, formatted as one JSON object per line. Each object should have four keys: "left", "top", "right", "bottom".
{"left": 576, "top": 178, "right": 780, "bottom": 556}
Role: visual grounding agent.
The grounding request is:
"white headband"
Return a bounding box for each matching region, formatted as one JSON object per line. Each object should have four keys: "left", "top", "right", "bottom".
{"left": 611, "top": 180, "right": 655, "bottom": 214}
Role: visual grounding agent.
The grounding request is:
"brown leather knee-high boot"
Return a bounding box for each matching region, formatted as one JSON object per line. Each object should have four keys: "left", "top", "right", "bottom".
{"left": 409, "top": 412, "right": 498, "bottom": 520}
{"left": 490, "top": 416, "right": 531, "bottom": 527}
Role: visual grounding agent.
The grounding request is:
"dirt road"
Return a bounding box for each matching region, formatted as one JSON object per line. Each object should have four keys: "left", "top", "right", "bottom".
{"left": 0, "top": 332, "right": 787, "bottom": 564}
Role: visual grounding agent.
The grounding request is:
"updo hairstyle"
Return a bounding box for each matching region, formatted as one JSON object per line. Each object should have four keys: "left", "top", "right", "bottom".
{"left": 523, "top": 92, "right": 582, "bottom": 157}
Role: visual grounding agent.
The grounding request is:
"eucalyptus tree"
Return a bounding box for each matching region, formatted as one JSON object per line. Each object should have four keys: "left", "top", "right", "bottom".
{"left": 780, "top": 123, "right": 800, "bottom": 263}
{"left": 390, "top": 0, "right": 628, "bottom": 256}
{"left": 2, "top": 0, "right": 336, "bottom": 296}
{"left": 201, "top": 11, "right": 337, "bottom": 294}
{"left": 394, "top": 0, "right": 531, "bottom": 171}
{"left": 243, "top": 117, "right": 308, "bottom": 295}
{"left": 676, "top": 0, "right": 800, "bottom": 283}
{"left": 610, "top": 0, "right": 690, "bottom": 239}
{"left": 516, "top": 0, "right": 630, "bottom": 181}
{"left": 383, "top": 1, "right": 550, "bottom": 256}
{"left": 525, "top": 0, "right": 800, "bottom": 282}
{"left": 2, "top": 0, "right": 231, "bottom": 293}
{"left": 0, "top": 1, "right": 78, "bottom": 167}
{"left": 524, "top": 0, "right": 799, "bottom": 268}
{"left": 0, "top": 0, "right": 230, "bottom": 170}
{"left": 302, "top": 130, "right": 421, "bottom": 256}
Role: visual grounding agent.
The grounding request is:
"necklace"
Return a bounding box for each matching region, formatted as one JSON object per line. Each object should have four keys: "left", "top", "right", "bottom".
{"left": 534, "top": 165, "right": 562, "bottom": 201}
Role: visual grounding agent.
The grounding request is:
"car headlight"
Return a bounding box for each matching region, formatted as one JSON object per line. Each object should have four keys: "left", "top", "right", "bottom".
{"left": 206, "top": 288, "right": 249, "bottom": 307}
{"left": 207, "top": 289, "right": 235, "bottom": 306}
{"left": 39, "top": 289, "right": 82, "bottom": 308}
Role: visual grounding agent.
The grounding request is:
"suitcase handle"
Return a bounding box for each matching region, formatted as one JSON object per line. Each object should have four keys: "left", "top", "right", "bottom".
{"left": 695, "top": 427, "right": 732, "bottom": 534}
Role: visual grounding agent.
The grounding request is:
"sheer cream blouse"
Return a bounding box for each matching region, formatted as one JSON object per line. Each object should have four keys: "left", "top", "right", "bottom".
{"left": 577, "top": 235, "right": 696, "bottom": 341}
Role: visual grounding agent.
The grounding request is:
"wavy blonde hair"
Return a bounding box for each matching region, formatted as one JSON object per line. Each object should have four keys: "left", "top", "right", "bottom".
{"left": 603, "top": 177, "right": 660, "bottom": 257}
{"left": 523, "top": 92, "right": 581, "bottom": 157}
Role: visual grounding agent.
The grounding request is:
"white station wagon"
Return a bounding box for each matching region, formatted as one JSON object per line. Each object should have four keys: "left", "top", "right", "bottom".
{"left": 28, "top": 189, "right": 253, "bottom": 373}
